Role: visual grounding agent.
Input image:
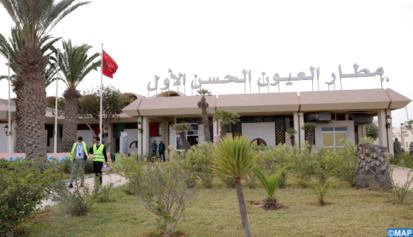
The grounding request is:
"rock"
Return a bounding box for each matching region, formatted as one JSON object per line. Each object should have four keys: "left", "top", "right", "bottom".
{"left": 353, "top": 143, "right": 393, "bottom": 190}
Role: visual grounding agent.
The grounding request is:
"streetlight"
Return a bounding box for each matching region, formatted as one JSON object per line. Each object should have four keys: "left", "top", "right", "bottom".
{"left": 385, "top": 115, "right": 392, "bottom": 129}
{"left": 4, "top": 125, "right": 11, "bottom": 136}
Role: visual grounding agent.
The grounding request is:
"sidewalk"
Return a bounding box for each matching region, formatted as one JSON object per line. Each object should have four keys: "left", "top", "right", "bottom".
{"left": 392, "top": 167, "right": 413, "bottom": 188}
{"left": 39, "top": 172, "right": 128, "bottom": 209}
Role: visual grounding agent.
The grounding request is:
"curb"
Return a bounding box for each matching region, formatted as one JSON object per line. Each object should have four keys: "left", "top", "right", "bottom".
{"left": 391, "top": 165, "right": 413, "bottom": 172}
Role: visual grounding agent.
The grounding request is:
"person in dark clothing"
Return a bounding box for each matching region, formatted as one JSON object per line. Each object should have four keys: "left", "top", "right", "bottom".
{"left": 151, "top": 140, "right": 158, "bottom": 157}
{"left": 89, "top": 137, "right": 108, "bottom": 185}
{"left": 159, "top": 141, "right": 166, "bottom": 162}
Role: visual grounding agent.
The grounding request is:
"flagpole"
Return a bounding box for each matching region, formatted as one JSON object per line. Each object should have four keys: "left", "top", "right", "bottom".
{"left": 7, "top": 51, "right": 11, "bottom": 153}
{"left": 99, "top": 44, "right": 103, "bottom": 143}
{"left": 54, "top": 49, "right": 59, "bottom": 153}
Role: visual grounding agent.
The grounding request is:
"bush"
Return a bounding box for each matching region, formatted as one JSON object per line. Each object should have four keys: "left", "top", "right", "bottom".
{"left": 297, "top": 177, "right": 334, "bottom": 206}
{"left": 168, "top": 148, "right": 197, "bottom": 188}
{"left": 84, "top": 159, "right": 95, "bottom": 174}
{"left": 313, "top": 147, "right": 335, "bottom": 186}
{"left": 96, "top": 182, "right": 114, "bottom": 203}
{"left": 379, "top": 169, "right": 413, "bottom": 204}
{"left": 185, "top": 143, "right": 215, "bottom": 188}
{"left": 51, "top": 173, "right": 99, "bottom": 216}
{"left": 333, "top": 139, "right": 358, "bottom": 187}
{"left": 116, "top": 155, "right": 192, "bottom": 236}
{"left": 219, "top": 176, "right": 236, "bottom": 188}
{"left": 260, "top": 144, "right": 291, "bottom": 188}
{"left": 401, "top": 153, "right": 413, "bottom": 168}
{"left": 387, "top": 153, "right": 401, "bottom": 165}
{"left": 287, "top": 144, "right": 315, "bottom": 187}
{"left": 0, "top": 160, "right": 59, "bottom": 235}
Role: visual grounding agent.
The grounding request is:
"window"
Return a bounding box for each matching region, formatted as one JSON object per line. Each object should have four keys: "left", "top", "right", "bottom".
{"left": 321, "top": 126, "right": 347, "bottom": 149}
{"left": 129, "top": 141, "right": 138, "bottom": 148}
{"left": 251, "top": 138, "right": 267, "bottom": 146}
{"left": 176, "top": 124, "right": 198, "bottom": 150}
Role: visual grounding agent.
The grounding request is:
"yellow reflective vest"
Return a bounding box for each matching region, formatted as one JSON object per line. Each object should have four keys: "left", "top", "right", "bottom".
{"left": 70, "top": 142, "right": 89, "bottom": 161}
{"left": 92, "top": 144, "right": 105, "bottom": 162}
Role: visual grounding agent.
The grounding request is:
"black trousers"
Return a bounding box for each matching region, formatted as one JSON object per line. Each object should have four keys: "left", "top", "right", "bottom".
{"left": 93, "top": 161, "right": 103, "bottom": 184}
{"left": 159, "top": 151, "right": 165, "bottom": 161}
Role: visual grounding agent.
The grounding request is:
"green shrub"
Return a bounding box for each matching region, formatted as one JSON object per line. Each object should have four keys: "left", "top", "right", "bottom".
{"left": 219, "top": 176, "right": 236, "bottom": 188}
{"left": 379, "top": 169, "right": 413, "bottom": 204}
{"left": 254, "top": 165, "right": 290, "bottom": 210}
{"left": 260, "top": 144, "right": 291, "bottom": 188}
{"left": 185, "top": 143, "right": 215, "bottom": 188}
{"left": 0, "top": 160, "right": 59, "bottom": 235}
{"left": 387, "top": 153, "right": 401, "bottom": 165}
{"left": 287, "top": 144, "right": 315, "bottom": 187}
{"left": 401, "top": 153, "right": 413, "bottom": 168}
{"left": 84, "top": 159, "right": 95, "bottom": 173}
{"left": 116, "top": 156, "right": 192, "bottom": 236}
{"left": 313, "top": 147, "right": 335, "bottom": 186}
{"left": 96, "top": 182, "right": 115, "bottom": 203}
{"left": 333, "top": 139, "right": 358, "bottom": 187}
{"left": 297, "top": 177, "right": 334, "bottom": 206}
{"left": 245, "top": 173, "right": 257, "bottom": 189}
{"left": 51, "top": 173, "right": 99, "bottom": 216}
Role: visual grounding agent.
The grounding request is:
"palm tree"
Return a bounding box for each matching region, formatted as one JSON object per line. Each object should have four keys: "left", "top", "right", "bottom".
{"left": 197, "top": 89, "right": 212, "bottom": 143}
{"left": 0, "top": 27, "right": 60, "bottom": 153}
{"left": 302, "top": 123, "right": 317, "bottom": 153}
{"left": 0, "top": 0, "right": 90, "bottom": 160}
{"left": 209, "top": 136, "right": 260, "bottom": 237}
{"left": 213, "top": 110, "right": 240, "bottom": 138}
{"left": 287, "top": 128, "right": 296, "bottom": 146}
{"left": 58, "top": 40, "right": 100, "bottom": 151}
{"left": 172, "top": 123, "right": 192, "bottom": 151}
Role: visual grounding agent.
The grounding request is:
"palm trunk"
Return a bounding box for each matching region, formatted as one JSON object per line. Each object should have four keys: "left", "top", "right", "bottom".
{"left": 17, "top": 44, "right": 48, "bottom": 161}
{"left": 199, "top": 96, "right": 211, "bottom": 143}
{"left": 12, "top": 79, "right": 26, "bottom": 153}
{"left": 235, "top": 177, "right": 251, "bottom": 237}
{"left": 220, "top": 124, "right": 228, "bottom": 138}
{"left": 61, "top": 88, "right": 81, "bottom": 152}
{"left": 308, "top": 130, "right": 314, "bottom": 153}
{"left": 290, "top": 135, "right": 295, "bottom": 146}
{"left": 179, "top": 132, "right": 191, "bottom": 151}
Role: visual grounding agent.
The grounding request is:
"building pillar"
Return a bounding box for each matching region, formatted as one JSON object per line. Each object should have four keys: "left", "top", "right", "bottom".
{"left": 377, "top": 109, "right": 394, "bottom": 155}
{"left": 213, "top": 120, "right": 219, "bottom": 138}
{"left": 161, "top": 120, "right": 169, "bottom": 148}
{"left": 357, "top": 124, "right": 367, "bottom": 143}
{"left": 142, "top": 116, "right": 150, "bottom": 156}
{"left": 296, "top": 112, "right": 305, "bottom": 147}
{"left": 293, "top": 112, "right": 300, "bottom": 146}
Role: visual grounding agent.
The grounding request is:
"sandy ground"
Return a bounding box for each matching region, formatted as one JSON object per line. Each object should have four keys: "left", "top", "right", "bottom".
{"left": 39, "top": 167, "right": 413, "bottom": 209}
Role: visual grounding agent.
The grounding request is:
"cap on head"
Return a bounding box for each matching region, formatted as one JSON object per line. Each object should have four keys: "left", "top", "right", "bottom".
{"left": 78, "top": 136, "right": 83, "bottom": 141}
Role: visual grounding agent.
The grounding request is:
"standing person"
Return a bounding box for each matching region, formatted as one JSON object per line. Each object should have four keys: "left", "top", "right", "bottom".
{"left": 151, "top": 140, "right": 158, "bottom": 157}
{"left": 89, "top": 137, "right": 108, "bottom": 185}
{"left": 393, "top": 138, "right": 402, "bottom": 158}
{"left": 68, "top": 136, "right": 89, "bottom": 188}
{"left": 159, "top": 141, "right": 166, "bottom": 162}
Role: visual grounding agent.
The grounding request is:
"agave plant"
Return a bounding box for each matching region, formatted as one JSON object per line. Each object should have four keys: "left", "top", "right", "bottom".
{"left": 209, "top": 136, "right": 260, "bottom": 237}
{"left": 254, "top": 165, "right": 290, "bottom": 210}
{"left": 297, "top": 177, "right": 334, "bottom": 206}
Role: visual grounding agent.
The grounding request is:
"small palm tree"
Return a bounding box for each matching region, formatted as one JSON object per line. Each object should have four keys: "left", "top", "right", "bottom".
{"left": 209, "top": 136, "right": 260, "bottom": 237}
{"left": 302, "top": 123, "right": 317, "bottom": 153}
{"left": 213, "top": 110, "right": 240, "bottom": 138}
{"left": 0, "top": 28, "right": 60, "bottom": 152}
{"left": 297, "top": 177, "right": 334, "bottom": 206}
{"left": 59, "top": 40, "right": 100, "bottom": 151}
{"left": 287, "top": 128, "right": 297, "bottom": 146}
{"left": 254, "top": 165, "right": 290, "bottom": 210}
{"left": 197, "top": 89, "right": 212, "bottom": 143}
{"left": 0, "top": 0, "right": 90, "bottom": 160}
{"left": 172, "top": 123, "right": 193, "bottom": 151}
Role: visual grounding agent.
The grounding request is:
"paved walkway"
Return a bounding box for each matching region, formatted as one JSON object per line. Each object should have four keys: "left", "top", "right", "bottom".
{"left": 392, "top": 167, "right": 413, "bottom": 188}
{"left": 39, "top": 172, "right": 128, "bottom": 209}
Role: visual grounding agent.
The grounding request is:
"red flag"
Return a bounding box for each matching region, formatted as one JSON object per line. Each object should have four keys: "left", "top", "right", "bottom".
{"left": 102, "top": 50, "right": 118, "bottom": 79}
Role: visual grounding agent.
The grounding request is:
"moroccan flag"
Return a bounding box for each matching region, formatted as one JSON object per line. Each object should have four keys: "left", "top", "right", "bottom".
{"left": 102, "top": 50, "right": 118, "bottom": 78}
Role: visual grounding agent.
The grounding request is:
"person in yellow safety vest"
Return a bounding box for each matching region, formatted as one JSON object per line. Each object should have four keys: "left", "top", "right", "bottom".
{"left": 68, "top": 136, "right": 90, "bottom": 188}
{"left": 89, "top": 137, "right": 108, "bottom": 185}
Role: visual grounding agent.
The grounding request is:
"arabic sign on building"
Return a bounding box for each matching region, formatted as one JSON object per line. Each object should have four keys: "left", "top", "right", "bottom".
{"left": 146, "top": 63, "right": 384, "bottom": 96}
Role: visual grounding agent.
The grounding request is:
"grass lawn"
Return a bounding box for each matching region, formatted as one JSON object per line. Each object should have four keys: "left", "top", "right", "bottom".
{"left": 24, "top": 179, "right": 413, "bottom": 237}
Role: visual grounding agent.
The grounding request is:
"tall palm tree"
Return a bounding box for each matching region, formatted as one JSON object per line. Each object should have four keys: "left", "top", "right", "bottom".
{"left": 302, "top": 122, "right": 317, "bottom": 153}
{"left": 0, "top": 0, "right": 90, "bottom": 160}
{"left": 209, "top": 136, "right": 260, "bottom": 237}
{"left": 172, "top": 123, "right": 192, "bottom": 152}
{"left": 0, "top": 27, "right": 60, "bottom": 152}
{"left": 58, "top": 40, "right": 100, "bottom": 151}
{"left": 213, "top": 110, "right": 240, "bottom": 138}
{"left": 197, "top": 89, "right": 212, "bottom": 143}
